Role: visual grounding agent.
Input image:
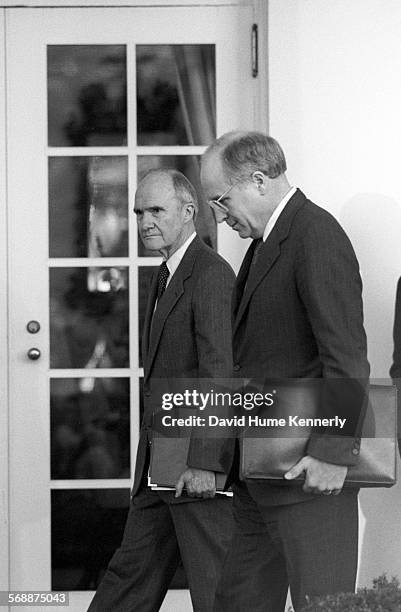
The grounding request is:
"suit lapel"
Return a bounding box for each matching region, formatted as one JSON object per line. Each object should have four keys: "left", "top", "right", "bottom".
{"left": 146, "top": 278, "right": 185, "bottom": 378}
{"left": 142, "top": 272, "right": 158, "bottom": 369}
{"left": 233, "top": 189, "right": 306, "bottom": 336}
{"left": 144, "top": 236, "right": 201, "bottom": 380}
{"left": 233, "top": 237, "right": 281, "bottom": 336}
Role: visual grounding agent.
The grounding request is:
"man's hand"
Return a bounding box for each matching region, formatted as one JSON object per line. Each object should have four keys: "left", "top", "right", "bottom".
{"left": 175, "top": 468, "right": 216, "bottom": 498}
{"left": 284, "top": 456, "right": 348, "bottom": 495}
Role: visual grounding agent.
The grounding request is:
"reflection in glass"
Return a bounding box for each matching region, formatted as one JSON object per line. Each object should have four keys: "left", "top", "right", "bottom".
{"left": 51, "top": 378, "right": 130, "bottom": 480}
{"left": 138, "top": 267, "right": 157, "bottom": 367}
{"left": 49, "top": 157, "right": 128, "bottom": 258}
{"left": 137, "top": 45, "right": 215, "bottom": 146}
{"left": 48, "top": 45, "right": 127, "bottom": 147}
{"left": 137, "top": 156, "right": 216, "bottom": 256}
{"left": 50, "top": 267, "right": 129, "bottom": 368}
{"left": 51, "top": 488, "right": 130, "bottom": 590}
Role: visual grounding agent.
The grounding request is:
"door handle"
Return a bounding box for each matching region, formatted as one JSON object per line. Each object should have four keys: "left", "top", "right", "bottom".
{"left": 27, "top": 348, "right": 41, "bottom": 361}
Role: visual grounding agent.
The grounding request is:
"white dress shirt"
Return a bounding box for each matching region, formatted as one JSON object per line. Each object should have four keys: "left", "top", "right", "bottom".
{"left": 164, "top": 231, "right": 197, "bottom": 288}
{"left": 262, "top": 186, "right": 297, "bottom": 242}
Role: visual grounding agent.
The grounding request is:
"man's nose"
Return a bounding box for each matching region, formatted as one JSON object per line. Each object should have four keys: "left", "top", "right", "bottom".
{"left": 141, "top": 211, "right": 155, "bottom": 229}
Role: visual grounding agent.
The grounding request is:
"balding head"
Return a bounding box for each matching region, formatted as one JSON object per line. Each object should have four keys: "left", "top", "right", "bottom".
{"left": 202, "top": 131, "right": 287, "bottom": 185}
{"left": 136, "top": 169, "right": 198, "bottom": 217}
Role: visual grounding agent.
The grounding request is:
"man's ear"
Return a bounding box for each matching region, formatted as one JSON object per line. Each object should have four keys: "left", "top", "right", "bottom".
{"left": 251, "top": 171, "right": 266, "bottom": 194}
{"left": 183, "top": 203, "right": 195, "bottom": 221}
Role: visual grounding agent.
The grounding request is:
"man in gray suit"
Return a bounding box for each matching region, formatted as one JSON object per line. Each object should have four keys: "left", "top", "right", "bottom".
{"left": 390, "top": 277, "right": 401, "bottom": 454}
{"left": 200, "top": 132, "right": 369, "bottom": 611}
{"left": 88, "top": 169, "right": 235, "bottom": 611}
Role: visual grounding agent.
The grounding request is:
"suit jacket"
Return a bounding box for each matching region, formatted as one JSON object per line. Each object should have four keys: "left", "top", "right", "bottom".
{"left": 222, "top": 189, "right": 370, "bottom": 505}
{"left": 390, "top": 277, "right": 401, "bottom": 382}
{"left": 132, "top": 235, "right": 236, "bottom": 498}
{"left": 390, "top": 277, "right": 401, "bottom": 448}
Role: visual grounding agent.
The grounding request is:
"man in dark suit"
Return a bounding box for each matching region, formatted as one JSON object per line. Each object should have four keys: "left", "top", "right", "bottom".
{"left": 88, "top": 169, "right": 235, "bottom": 611}
{"left": 200, "top": 131, "right": 370, "bottom": 611}
{"left": 390, "top": 277, "right": 401, "bottom": 454}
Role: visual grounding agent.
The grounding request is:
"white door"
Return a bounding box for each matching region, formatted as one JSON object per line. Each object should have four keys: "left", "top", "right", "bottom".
{"left": 6, "top": 5, "right": 257, "bottom": 611}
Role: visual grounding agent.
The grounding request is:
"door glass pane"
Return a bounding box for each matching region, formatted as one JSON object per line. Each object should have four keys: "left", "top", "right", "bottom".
{"left": 48, "top": 45, "right": 127, "bottom": 147}
{"left": 51, "top": 489, "right": 130, "bottom": 590}
{"left": 138, "top": 267, "right": 157, "bottom": 367}
{"left": 51, "top": 378, "right": 130, "bottom": 479}
{"left": 49, "top": 156, "right": 129, "bottom": 258}
{"left": 50, "top": 267, "right": 129, "bottom": 368}
{"left": 137, "top": 156, "right": 216, "bottom": 256}
{"left": 137, "top": 45, "right": 215, "bottom": 146}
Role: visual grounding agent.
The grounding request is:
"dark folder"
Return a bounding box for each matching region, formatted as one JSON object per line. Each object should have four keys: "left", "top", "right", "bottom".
{"left": 240, "top": 384, "right": 397, "bottom": 488}
{"left": 149, "top": 436, "right": 230, "bottom": 493}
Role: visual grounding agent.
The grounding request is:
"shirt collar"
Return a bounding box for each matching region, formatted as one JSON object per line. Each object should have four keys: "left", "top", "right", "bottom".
{"left": 165, "top": 232, "right": 197, "bottom": 280}
{"left": 262, "top": 186, "right": 297, "bottom": 242}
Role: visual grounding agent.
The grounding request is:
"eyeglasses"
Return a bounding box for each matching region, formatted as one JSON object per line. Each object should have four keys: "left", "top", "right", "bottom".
{"left": 208, "top": 184, "right": 235, "bottom": 217}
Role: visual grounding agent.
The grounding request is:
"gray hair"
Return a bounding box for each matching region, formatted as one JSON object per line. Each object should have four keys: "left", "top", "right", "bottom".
{"left": 138, "top": 168, "right": 198, "bottom": 218}
{"left": 204, "top": 131, "right": 287, "bottom": 183}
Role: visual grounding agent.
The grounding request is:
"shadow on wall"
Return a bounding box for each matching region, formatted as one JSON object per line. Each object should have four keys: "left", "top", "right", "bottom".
{"left": 339, "top": 193, "right": 401, "bottom": 586}
{"left": 339, "top": 193, "right": 401, "bottom": 378}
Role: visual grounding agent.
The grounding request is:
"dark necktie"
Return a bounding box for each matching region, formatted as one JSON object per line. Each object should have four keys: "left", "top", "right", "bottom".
{"left": 148, "top": 262, "right": 169, "bottom": 348}
{"left": 156, "top": 261, "right": 170, "bottom": 302}
{"left": 242, "top": 238, "right": 263, "bottom": 296}
{"left": 251, "top": 238, "right": 263, "bottom": 267}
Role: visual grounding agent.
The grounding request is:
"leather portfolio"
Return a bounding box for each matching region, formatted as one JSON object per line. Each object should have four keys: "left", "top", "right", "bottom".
{"left": 149, "top": 436, "right": 230, "bottom": 493}
{"left": 240, "top": 383, "right": 397, "bottom": 488}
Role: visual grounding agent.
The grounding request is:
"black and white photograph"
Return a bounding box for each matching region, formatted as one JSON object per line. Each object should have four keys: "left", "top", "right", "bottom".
{"left": 1, "top": 1, "right": 401, "bottom": 611}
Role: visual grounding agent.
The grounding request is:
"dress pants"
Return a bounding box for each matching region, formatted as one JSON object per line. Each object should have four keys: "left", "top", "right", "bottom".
{"left": 88, "top": 485, "right": 233, "bottom": 612}
{"left": 213, "top": 481, "right": 358, "bottom": 612}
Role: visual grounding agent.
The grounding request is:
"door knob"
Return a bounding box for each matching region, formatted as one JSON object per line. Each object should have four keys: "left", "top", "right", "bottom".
{"left": 27, "top": 348, "right": 41, "bottom": 360}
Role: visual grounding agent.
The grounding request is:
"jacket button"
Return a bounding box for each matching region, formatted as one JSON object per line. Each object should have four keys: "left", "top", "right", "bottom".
{"left": 352, "top": 448, "right": 359, "bottom": 455}
{"left": 233, "top": 364, "right": 241, "bottom": 372}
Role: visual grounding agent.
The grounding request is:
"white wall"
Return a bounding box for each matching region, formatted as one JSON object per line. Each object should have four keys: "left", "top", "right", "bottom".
{"left": 0, "top": 8, "right": 10, "bottom": 595}
{"left": 268, "top": 0, "right": 401, "bottom": 587}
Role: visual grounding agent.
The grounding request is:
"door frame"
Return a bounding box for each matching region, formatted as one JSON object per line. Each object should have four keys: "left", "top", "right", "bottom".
{"left": 0, "top": 0, "right": 269, "bottom": 135}
{"left": 0, "top": 7, "right": 10, "bottom": 596}
{"left": 0, "top": 0, "right": 269, "bottom": 595}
